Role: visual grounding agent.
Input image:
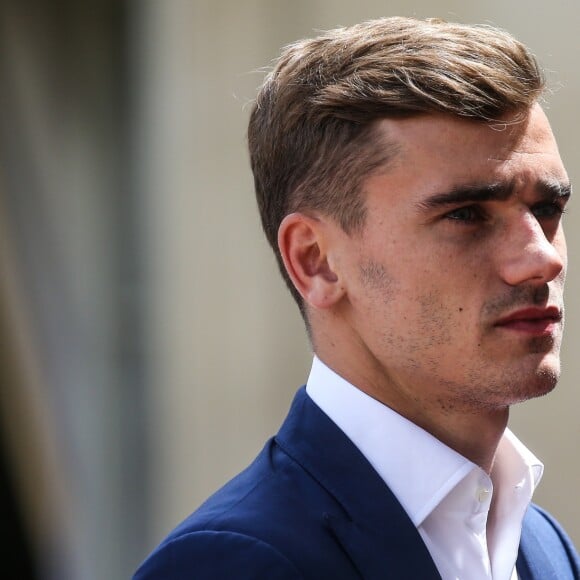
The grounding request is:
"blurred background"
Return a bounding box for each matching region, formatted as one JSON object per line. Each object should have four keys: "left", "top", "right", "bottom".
{"left": 0, "top": 1, "right": 578, "bottom": 579}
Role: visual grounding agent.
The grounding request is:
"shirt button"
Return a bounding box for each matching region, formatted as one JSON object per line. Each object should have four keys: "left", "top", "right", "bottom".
{"left": 477, "top": 487, "right": 491, "bottom": 502}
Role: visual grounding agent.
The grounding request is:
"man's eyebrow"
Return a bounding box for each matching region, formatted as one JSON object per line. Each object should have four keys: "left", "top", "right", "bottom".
{"left": 417, "top": 179, "right": 572, "bottom": 211}
{"left": 537, "top": 180, "right": 573, "bottom": 201}
{"left": 417, "top": 182, "right": 515, "bottom": 210}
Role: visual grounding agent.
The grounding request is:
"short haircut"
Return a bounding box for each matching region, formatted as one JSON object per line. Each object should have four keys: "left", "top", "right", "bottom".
{"left": 247, "top": 16, "right": 545, "bottom": 314}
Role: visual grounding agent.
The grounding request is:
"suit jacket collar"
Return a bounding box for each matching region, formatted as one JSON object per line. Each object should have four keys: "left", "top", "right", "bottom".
{"left": 275, "top": 387, "right": 442, "bottom": 580}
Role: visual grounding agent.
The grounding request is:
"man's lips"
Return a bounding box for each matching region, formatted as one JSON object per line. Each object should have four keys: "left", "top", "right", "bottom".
{"left": 494, "top": 306, "right": 562, "bottom": 335}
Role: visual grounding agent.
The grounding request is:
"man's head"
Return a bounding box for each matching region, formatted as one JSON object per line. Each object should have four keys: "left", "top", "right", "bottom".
{"left": 248, "top": 17, "right": 569, "bottom": 418}
{"left": 248, "top": 17, "right": 545, "bottom": 315}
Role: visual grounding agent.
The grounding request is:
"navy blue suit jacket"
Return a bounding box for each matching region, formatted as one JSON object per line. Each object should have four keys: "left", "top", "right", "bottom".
{"left": 134, "top": 388, "right": 580, "bottom": 579}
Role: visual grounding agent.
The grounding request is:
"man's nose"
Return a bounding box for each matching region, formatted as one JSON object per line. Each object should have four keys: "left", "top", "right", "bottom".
{"left": 497, "top": 214, "right": 565, "bottom": 287}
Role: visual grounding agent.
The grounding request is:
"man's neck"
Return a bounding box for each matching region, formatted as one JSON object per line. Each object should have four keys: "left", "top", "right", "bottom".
{"left": 313, "top": 346, "right": 510, "bottom": 473}
{"left": 405, "top": 405, "right": 510, "bottom": 474}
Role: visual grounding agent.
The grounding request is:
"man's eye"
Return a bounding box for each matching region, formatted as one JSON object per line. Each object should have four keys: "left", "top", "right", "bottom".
{"left": 444, "top": 206, "right": 483, "bottom": 222}
{"left": 532, "top": 202, "right": 566, "bottom": 219}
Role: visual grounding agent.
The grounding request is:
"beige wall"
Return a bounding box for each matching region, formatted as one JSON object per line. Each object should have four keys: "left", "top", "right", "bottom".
{"left": 135, "top": 0, "right": 580, "bottom": 555}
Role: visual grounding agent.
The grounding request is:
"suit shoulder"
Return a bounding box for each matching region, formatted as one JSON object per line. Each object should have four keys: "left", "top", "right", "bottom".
{"left": 133, "top": 435, "right": 355, "bottom": 579}
{"left": 133, "top": 529, "right": 304, "bottom": 580}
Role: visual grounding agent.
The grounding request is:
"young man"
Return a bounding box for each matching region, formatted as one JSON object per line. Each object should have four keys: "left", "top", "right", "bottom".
{"left": 135, "top": 17, "right": 579, "bottom": 579}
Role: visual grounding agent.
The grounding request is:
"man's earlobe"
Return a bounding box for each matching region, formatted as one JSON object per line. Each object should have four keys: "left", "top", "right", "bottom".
{"left": 278, "top": 213, "right": 345, "bottom": 309}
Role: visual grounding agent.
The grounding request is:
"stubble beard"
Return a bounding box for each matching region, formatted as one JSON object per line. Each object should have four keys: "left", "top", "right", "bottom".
{"left": 448, "top": 284, "right": 564, "bottom": 412}
{"left": 433, "top": 344, "right": 562, "bottom": 415}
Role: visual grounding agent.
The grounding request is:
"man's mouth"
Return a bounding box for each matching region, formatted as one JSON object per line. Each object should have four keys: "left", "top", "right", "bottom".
{"left": 494, "top": 306, "right": 562, "bottom": 336}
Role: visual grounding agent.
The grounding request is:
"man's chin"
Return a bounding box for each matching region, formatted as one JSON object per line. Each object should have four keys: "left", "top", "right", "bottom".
{"left": 509, "top": 359, "right": 560, "bottom": 404}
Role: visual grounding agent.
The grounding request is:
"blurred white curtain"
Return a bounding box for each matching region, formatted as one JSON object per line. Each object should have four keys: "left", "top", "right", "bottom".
{"left": 0, "top": 2, "right": 146, "bottom": 578}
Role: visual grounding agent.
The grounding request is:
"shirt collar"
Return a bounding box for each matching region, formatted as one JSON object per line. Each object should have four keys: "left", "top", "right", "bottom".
{"left": 492, "top": 428, "right": 543, "bottom": 505}
{"left": 305, "top": 356, "right": 543, "bottom": 527}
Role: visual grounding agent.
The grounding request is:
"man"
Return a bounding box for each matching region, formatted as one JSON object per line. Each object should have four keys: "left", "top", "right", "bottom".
{"left": 134, "top": 17, "right": 579, "bottom": 579}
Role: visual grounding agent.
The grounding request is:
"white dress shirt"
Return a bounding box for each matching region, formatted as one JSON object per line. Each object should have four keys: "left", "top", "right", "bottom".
{"left": 306, "top": 356, "right": 543, "bottom": 580}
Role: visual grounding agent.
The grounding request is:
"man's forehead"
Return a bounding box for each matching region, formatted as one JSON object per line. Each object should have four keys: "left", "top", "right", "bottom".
{"left": 363, "top": 104, "right": 568, "bottom": 209}
{"left": 377, "top": 103, "right": 549, "bottom": 141}
{"left": 371, "top": 104, "right": 561, "bottom": 172}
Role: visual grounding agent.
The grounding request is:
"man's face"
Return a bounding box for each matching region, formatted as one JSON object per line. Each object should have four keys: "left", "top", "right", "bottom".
{"left": 333, "top": 104, "right": 569, "bottom": 414}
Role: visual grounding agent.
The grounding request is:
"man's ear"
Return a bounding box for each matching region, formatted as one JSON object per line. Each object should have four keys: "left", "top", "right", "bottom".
{"left": 278, "top": 212, "right": 345, "bottom": 310}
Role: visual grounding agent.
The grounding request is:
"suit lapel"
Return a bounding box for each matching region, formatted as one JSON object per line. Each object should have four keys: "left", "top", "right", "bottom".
{"left": 516, "top": 506, "right": 576, "bottom": 580}
{"left": 323, "top": 511, "right": 441, "bottom": 580}
{"left": 276, "top": 388, "right": 442, "bottom": 580}
{"left": 517, "top": 522, "right": 559, "bottom": 580}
